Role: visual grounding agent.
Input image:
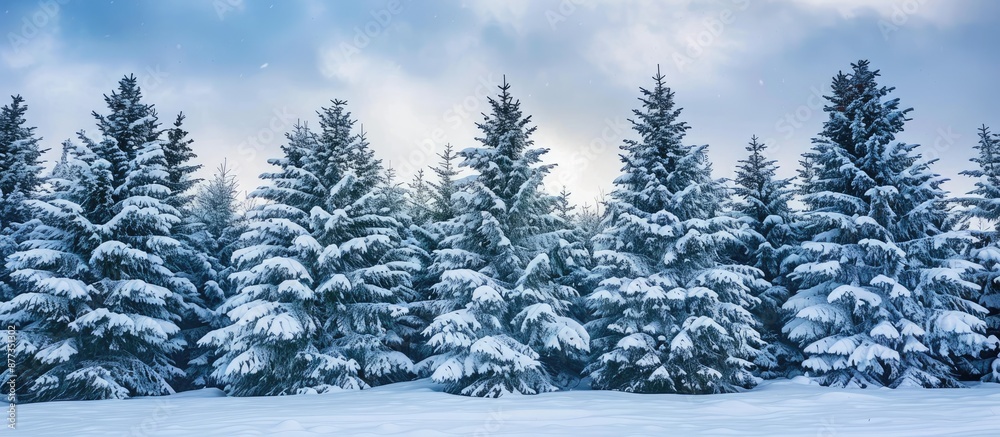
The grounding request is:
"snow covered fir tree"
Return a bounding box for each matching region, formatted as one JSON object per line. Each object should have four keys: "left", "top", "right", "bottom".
{"left": 584, "top": 67, "right": 764, "bottom": 394}
{"left": 730, "top": 136, "right": 803, "bottom": 378}
{"left": 420, "top": 78, "right": 589, "bottom": 397}
{"left": 200, "top": 100, "right": 417, "bottom": 396}
{"left": 0, "top": 77, "right": 199, "bottom": 401}
{"left": 0, "top": 95, "right": 45, "bottom": 303}
{"left": 3, "top": 59, "right": 1000, "bottom": 405}
{"left": 784, "top": 60, "right": 997, "bottom": 388}
{"left": 959, "top": 125, "right": 1000, "bottom": 381}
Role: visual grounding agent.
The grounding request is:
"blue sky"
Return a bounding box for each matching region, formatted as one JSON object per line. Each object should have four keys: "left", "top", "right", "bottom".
{"left": 2, "top": 0, "right": 999, "bottom": 207}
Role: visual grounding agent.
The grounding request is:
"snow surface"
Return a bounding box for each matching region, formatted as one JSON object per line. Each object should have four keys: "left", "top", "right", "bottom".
{"left": 16, "top": 378, "right": 1000, "bottom": 436}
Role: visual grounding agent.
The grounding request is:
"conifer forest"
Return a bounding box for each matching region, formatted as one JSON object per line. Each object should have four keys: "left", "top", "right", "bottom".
{"left": 2, "top": 1, "right": 1000, "bottom": 435}
{"left": 3, "top": 59, "right": 1000, "bottom": 403}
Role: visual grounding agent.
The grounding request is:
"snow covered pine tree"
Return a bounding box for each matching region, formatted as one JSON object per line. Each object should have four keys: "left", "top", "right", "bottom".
{"left": 202, "top": 100, "right": 416, "bottom": 395}
{"left": 959, "top": 124, "right": 1000, "bottom": 381}
{"left": 421, "top": 78, "right": 589, "bottom": 397}
{"left": 2, "top": 75, "right": 195, "bottom": 401}
{"left": 786, "top": 60, "right": 997, "bottom": 388}
{"left": 0, "top": 95, "right": 45, "bottom": 302}
{"left": 402, "top": 144, "right": 462, "bottom": 368}
{"left": 731, "top": 136, "right": 803, "bottom": 378}
{"left": 586, "top": 67, "right": 764, "bottom": 394}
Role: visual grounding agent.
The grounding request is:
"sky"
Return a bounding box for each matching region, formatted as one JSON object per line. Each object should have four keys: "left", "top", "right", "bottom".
{"left": 2, "top": 0, "right": 999, "bottom": 209}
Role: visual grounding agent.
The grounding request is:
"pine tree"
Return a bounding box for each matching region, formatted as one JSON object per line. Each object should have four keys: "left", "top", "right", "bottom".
{"left": 404, "top": 146, "right": 464, "bottom": 369}
{"left": 421, "top": 78, "right": 589, "bottom": 397}
{"left": 531, "top": 185, "right": 596, "bottom": 383}
{"left": 2, "top": 76, "right": 207, "bottom": 401}
{"left": 192, "top": 160, "right": 244, "bottom": 242}
{"left": 408, "top": 169, "right": 434, "bottom": 225}
{"left": 162, "top": 113, "right": 202, "bottom": 211}
{"left": 428, "top": 144, "right": 460, "bottom": 223}
{"left": 314, "top": 101, "right": 381, "bottom": 198}
{"left": 731, "top": 135, "right": 802, "bottom": 378}
{"left": 189, "top": 159, "right": 248, "bottom": 322}
{"left": 310, "top": 103, "right": 416, "bottom": 386}
{"left": 156, "top": 113, "right": 219, "bottom": 391}
{"left": 0, "top": 95, "right": 45, "bottom": 226}
{"left": 203, "top": 103, "right": 415, "bottom": 394}
{"left": 1, "top": 140, "right": 105, "bottom": 402}
{"left": 322, "top": 163, "right": 419, "bottom": 386}
{"left": 91, "top": 77, "right": 217, "bottom": 392}
{"left": 83, "top": 133, "right": 193, "bottom": 396}
{"left": 554, "top": 186, "right": 575, "bottom": 224}
{"left": 92, "top": 75, "right": 159, "bottom": 195}
{"left": 586, "top": 68, "right": 763, "bottom": 394}
{"left": 959, "top": 125, "right": 1000, "bottom": 381}
{"left": 0, "top": 95, "right": 45, "bottom": 303}
{"left": 200, "top": 123, "right": 365, "bottom": 396}
{"left": 0, "top": 130, "right": 191, "bottom": 401}
{"left": 785, "top": 60, "right": 995, "bottom": 388}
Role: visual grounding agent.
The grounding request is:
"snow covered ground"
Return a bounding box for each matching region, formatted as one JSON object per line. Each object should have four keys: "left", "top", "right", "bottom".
{"left": 16, "top": 378, "right": 1000, "bottom": 436}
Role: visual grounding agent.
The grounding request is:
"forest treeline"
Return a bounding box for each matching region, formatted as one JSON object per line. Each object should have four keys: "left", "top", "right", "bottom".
{"left": 0, "top": 59, "right": 998, "bottom": 402}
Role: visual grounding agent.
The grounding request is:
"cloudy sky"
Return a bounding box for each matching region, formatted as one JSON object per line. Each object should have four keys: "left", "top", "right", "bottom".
{"left": 2, "top": 0, "right": 999, "bottom": 208}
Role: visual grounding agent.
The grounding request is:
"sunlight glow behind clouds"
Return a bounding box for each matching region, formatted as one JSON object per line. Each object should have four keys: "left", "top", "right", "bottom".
{"left": 0, "top": 0, "right": 997, "bottom": 208}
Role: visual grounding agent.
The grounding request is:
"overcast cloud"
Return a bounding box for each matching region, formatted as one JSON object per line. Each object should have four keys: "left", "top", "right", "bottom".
{"left": 2, "top": 0, "right": 998, "bottom": 207}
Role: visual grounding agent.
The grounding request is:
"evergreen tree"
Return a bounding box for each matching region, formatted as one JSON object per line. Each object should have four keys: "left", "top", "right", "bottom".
{"left": 959, "top": 125, "right": 1000, "bottom": 381}
{"left": 404, "top": 146, "right": 465, "bottom": 369}
{"left": 0, "top": 95, "right": 45, "bottom": 226}
{"left": 92, "top": 75, "right": 159, "bottom": 196}
{"left": 314, "top": 102, "right": 382, "bottom": 199}
{"left": 349, "top": 126, "right": 383, "bottom": 190}
{"left": 203, "top": 104, "right": 415, "bottom": 394}
{"left": 192, "top": 160, "right": 244, "bottom": 242}
{"left": 157, "top": 114, "right": 219, "bottom": 391}
{"left": 554, "top": 186, "right": 575, "bottom": 224}
{"left": 547, "top": 210, "right": 596, "bottom": 377}
{"left": 1, "top": 140, "right": 105, "bottom": 402}
{"left": 428, "top": 144, "right": 460, "bottom": 223}
{"left": 731, "top": 135, "right": 802, "bottom": 378}
{"left": 85, "top": 133, "right": 194, "bottom": 396}
{"left": 421, "top": 78, "right": 589, "bottom": 397}
{"left": 310, "top": 104, "right": 416, "bottom": 386}
{"left": 1, "top": 76, "right": 208, "bottom": 401}
{"left": 162, "top": 112, "right": 202, "bottom": 211}
{"left": 0, "top": 95, "right": 45, "bottom": 303}
{"left": 408, "top": 169, "right": 434, "bottom": 225}
{"left": 586, "top": 68, "right": 763, "bottom": 394}
{"left": 1, "top": 131, "right": 191, "bottom": 401}
{"left": 785, "top": 60, "right": 995, "bottom": 388}
{"left": 0, "top": 189, "right": 12, "bottom": 302}
{"left": 200, "top": 123, "right": 364, "bottom": 396}
{"left": 91, "top": 77, "right": 215, "bottom": 392}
